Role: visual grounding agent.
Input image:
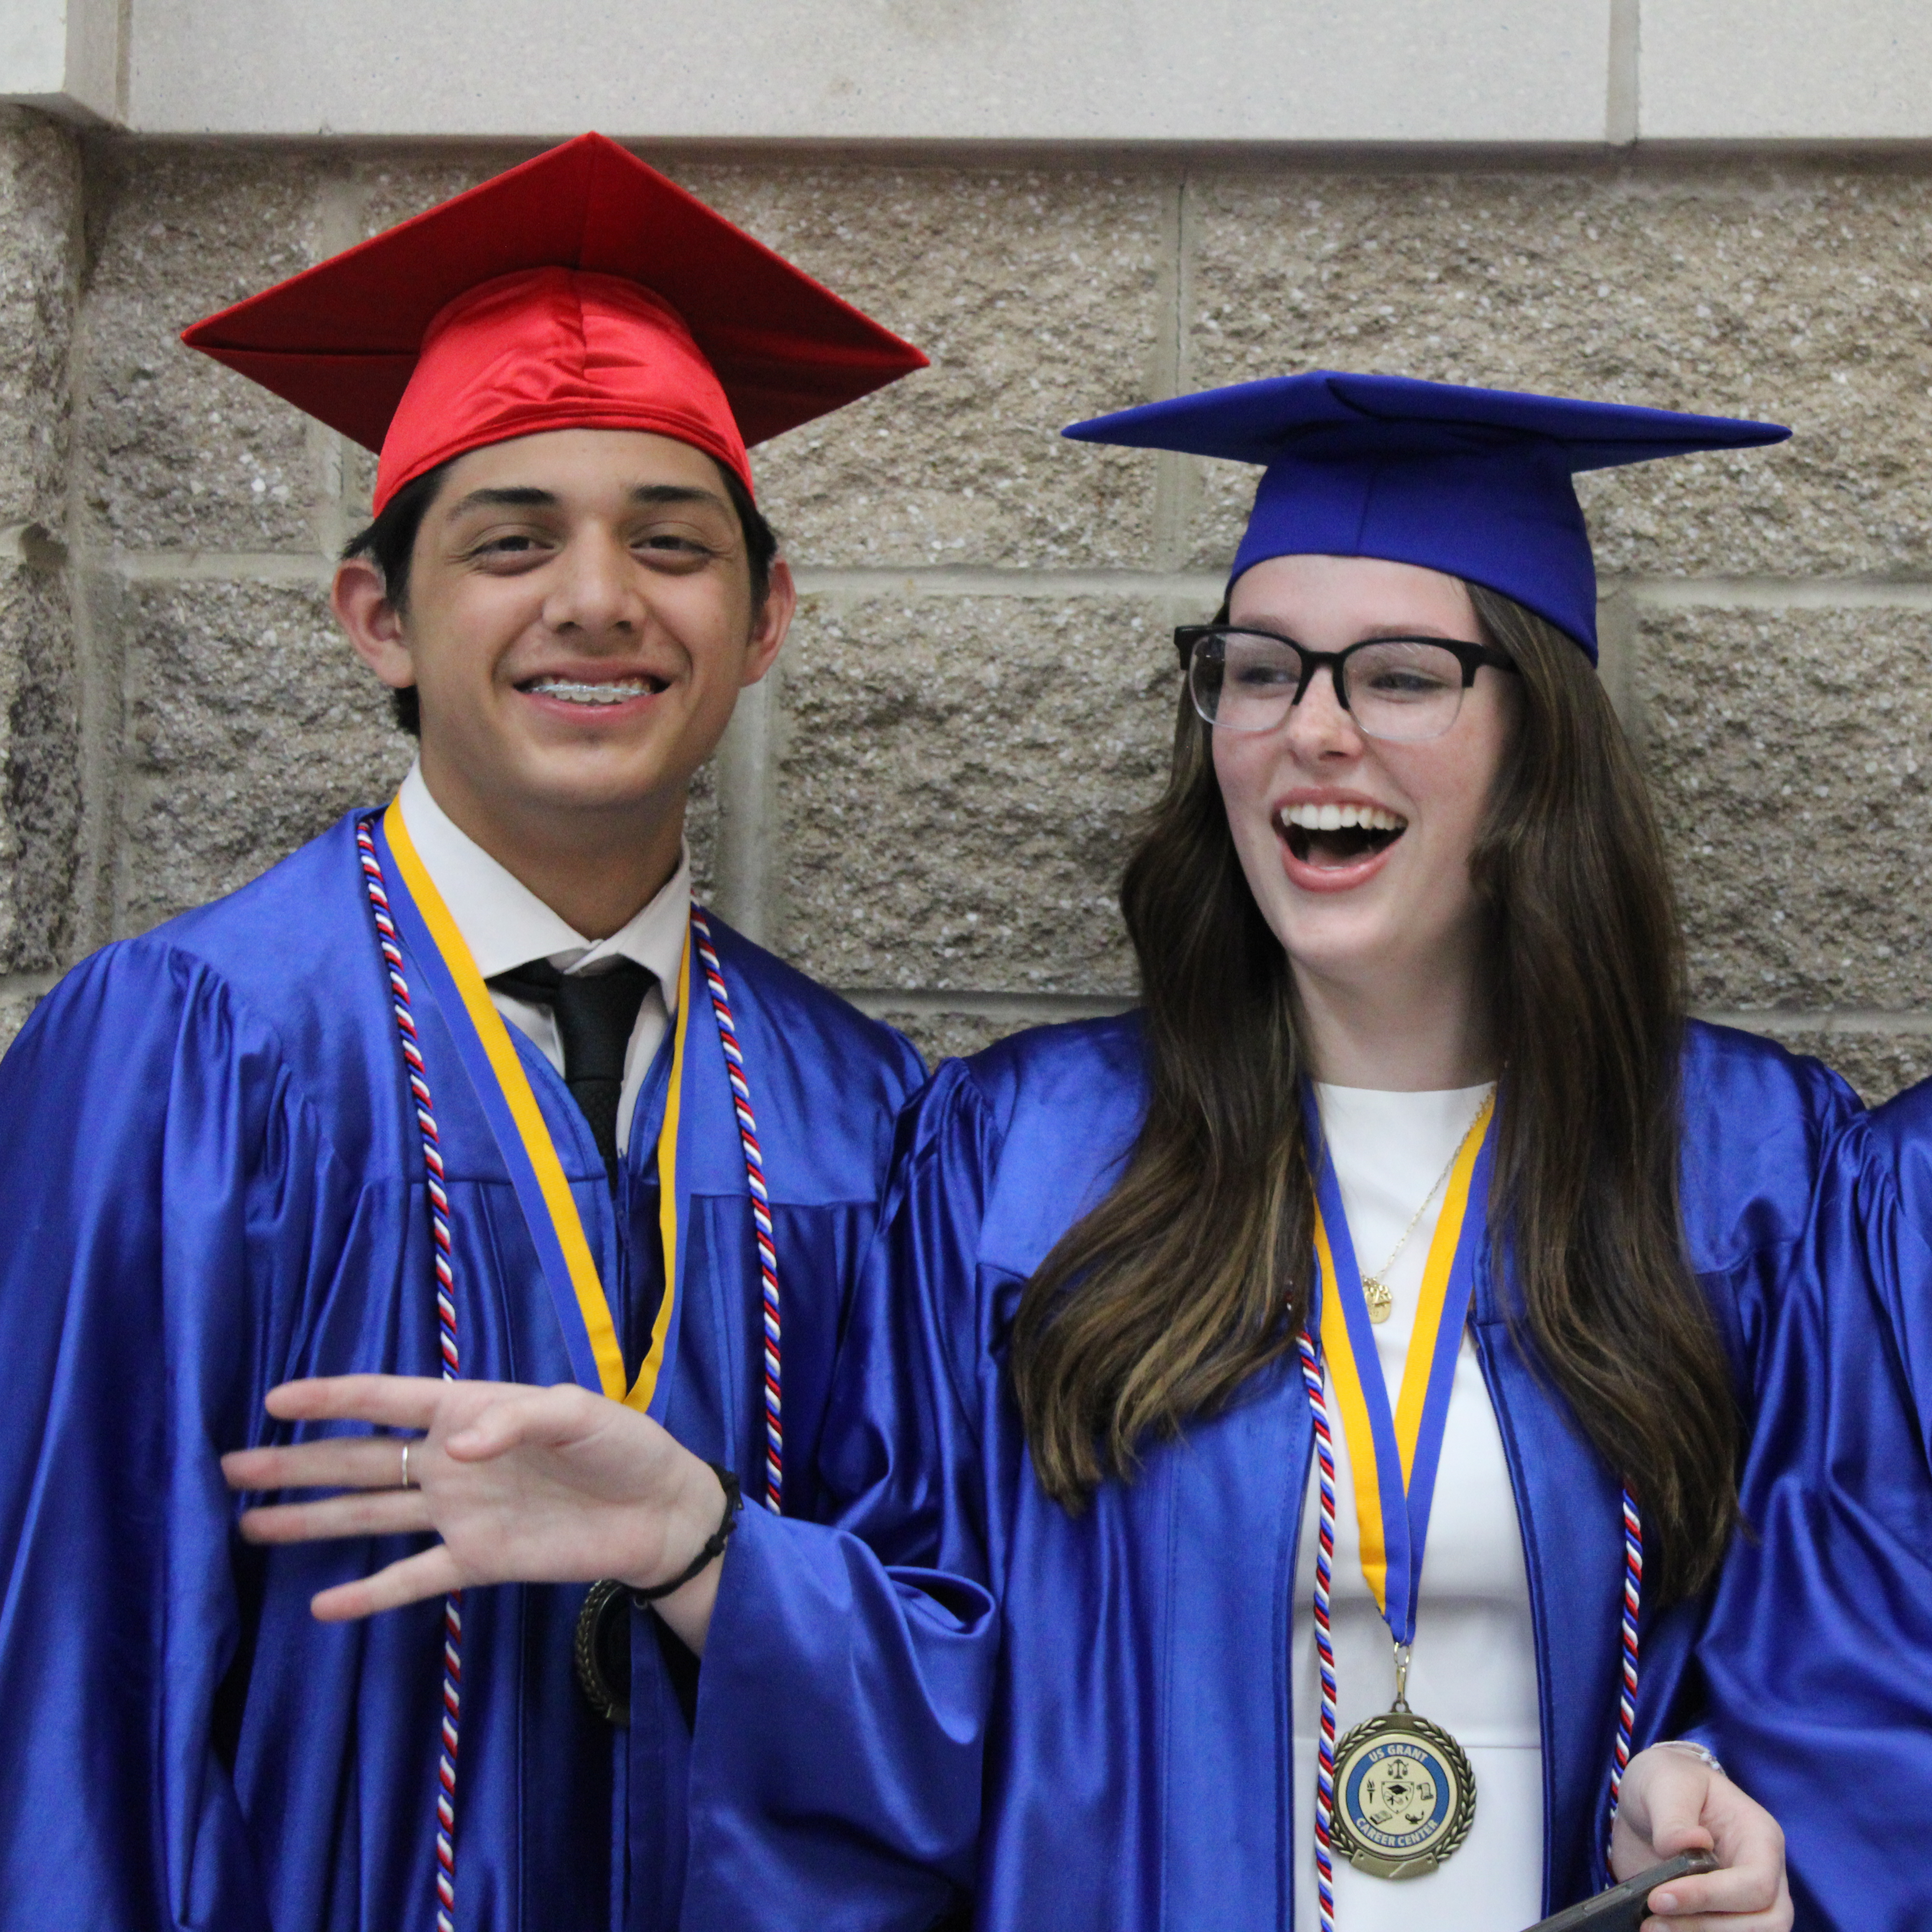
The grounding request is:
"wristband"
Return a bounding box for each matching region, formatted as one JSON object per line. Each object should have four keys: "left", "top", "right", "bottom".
{"left": 629, "top": 1463, "right": 742, "bottom": 1605}
{"left": 1655, "top": 1738, "right": 1725, "bottom": 1777}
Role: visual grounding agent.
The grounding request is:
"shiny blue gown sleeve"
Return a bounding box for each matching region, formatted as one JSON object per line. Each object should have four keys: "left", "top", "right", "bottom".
{"left": 683, "top": 1061, "right": 1004, "bottom": 1932}
{"left": 0, "top": 943, "right": 358, "bottom": 1929}
{"left": 1857, "top": 1076, "right": 1932, "bottom": 1465}
{"left": 1685, "top": 1093, "right": 1932, "bottom": 1932}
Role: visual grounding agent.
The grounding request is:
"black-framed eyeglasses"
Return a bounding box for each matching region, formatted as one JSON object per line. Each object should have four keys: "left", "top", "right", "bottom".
{"left": 1174, "top": 625, "right": 1518, "bottom": 743}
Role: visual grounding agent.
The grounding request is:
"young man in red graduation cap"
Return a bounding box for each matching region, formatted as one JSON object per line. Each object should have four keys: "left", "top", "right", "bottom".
{"left": 0, "top": 134, "right": 933, "bottom": 1932}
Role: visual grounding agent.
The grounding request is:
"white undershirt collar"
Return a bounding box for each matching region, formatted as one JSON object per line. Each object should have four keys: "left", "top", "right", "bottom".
{"left": 396, "top": 761, "right": 687, "bottom": 1008}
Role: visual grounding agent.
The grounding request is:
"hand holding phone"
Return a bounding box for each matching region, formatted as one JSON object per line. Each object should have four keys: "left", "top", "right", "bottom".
{"left": 1520, "top": 1851, "right": 1720, "bottom": 1932}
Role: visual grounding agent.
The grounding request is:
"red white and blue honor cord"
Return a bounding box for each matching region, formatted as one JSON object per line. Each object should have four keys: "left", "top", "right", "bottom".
{"left": 1610, "top": 1484, "right": 1644, "bottom": 1831}
{"left": 1295, "top": 1328, "right": 1342, "bottom": 1932}
{"left": 1294, "top": 1322, "right": 1646, "bottom": 1931}
{"left": 691, "top": 909, "right": 785, "bottom": 1514}
{"left": 359, "top": 820, "right": 464, "bottom": 1932}
{"left": 360, "top": 822, "right": 786, "bottom": 1928}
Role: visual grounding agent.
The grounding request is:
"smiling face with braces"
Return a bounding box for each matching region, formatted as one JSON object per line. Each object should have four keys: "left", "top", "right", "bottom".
{"left": 334, "top": 426, "right": 794, "bottom": 873}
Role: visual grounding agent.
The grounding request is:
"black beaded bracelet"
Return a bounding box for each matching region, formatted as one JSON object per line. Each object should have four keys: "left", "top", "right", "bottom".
{"left": 629, "top": 1463, "right": 742, "bottom": 1605}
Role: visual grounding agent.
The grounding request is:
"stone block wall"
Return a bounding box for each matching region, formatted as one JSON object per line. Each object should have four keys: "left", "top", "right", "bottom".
{"left": 0, "top": 111, "right": 82, "bottom": 1044}
{"left": 5, "top": 131, "right": 1932, "bottom": 1099}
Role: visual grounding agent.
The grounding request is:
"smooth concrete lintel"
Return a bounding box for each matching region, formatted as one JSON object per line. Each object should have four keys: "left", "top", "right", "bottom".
{"left": 0, "top": 0, "right": 121, "bottom": 122}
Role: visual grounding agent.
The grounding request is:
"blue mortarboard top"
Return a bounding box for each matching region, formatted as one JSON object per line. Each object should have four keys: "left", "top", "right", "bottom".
{"left": 1063, "top": 372, "right": 1789, "bottom": 661}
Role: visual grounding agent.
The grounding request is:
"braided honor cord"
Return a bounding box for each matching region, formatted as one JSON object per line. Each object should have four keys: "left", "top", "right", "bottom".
{"left": 357, "top": 819, "right": 463, "bottom": 1932}
{"left": 1608, "top": 1485, "right": 1644, "bottom": 1835}
{"left": 689, "top": 909, "right": 784, "bottom": 1513}
{"left": 1295, "top": 1326, "right": 1647, "bottom": 1923}
{"left": 1294, "top": 1329, "right": 1340, "bottom": 1932}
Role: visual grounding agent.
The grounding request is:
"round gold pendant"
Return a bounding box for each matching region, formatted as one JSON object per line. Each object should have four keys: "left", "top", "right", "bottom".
{"left": 1362, "top": 1276, "right": 1394, "bottom": 1324}
{"left": 1330, "top": 1709, "right": 1476, "bottom": 1877}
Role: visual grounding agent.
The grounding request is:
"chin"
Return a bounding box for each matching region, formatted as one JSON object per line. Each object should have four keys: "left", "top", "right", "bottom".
{"left": 505, "top": 748, "right": 672, "bottom": 814}
{"left": 1278, "top": 918, "right": 1402, "bottom": 982}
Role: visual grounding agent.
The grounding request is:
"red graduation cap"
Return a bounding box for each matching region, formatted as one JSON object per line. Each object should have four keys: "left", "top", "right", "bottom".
{"left": 181, "top": 132, "right": 927, "bottom": 512}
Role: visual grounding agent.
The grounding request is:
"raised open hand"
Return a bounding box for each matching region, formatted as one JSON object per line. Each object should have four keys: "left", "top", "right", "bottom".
{"left": 221, "top": 1376, "right": 727, "bottom": 1651}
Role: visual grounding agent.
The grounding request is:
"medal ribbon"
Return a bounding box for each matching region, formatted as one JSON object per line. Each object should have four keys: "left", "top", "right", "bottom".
{"left": 377, "top": 800, "right": 688, "bottom": 1414}
{"left": 1307, "top": 1090, "right": 1494, "bottom": 1648}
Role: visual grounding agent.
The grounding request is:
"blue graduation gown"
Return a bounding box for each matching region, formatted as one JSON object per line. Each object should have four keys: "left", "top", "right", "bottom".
{"left": 0, "top": 810, "right": 925, "bottom": 1932}
{"left": 1853, "top": 1079, "right": 1932, "bottom": 1466}
{"left": 687, "top": 1014, "right": 1932, "bottom": 1932}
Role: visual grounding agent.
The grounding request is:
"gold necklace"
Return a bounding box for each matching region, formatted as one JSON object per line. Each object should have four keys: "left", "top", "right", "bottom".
{"left": 1359, "top": 1089, "right": 1494, "bottom": 1324}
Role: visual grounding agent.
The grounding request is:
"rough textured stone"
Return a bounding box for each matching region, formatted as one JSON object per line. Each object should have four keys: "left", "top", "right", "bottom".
{"left": 0, "top": 121, "right": 82, "bottom": 979}
{"left": 17, "top": 142, "right": 1932, "bottom": 1082}
{"left": 674, "top": 165, "right": 1167, "bottom": 570}
{"left": 869, "top": 1004, "right": 1132, "bottom": 1070}
{"left": 0, "top": 983, "right": 44, "bottom": 1060}
{"left": 0, "top": 118, "right": 81, "bottom": 529}
{"left": 118, "top": 578, "right": 411, "bottom": 932}
{"left": 1185, "top": 169, "right": 1932, "bottom": 580}
{"left": 1639, "top": 602, "right": 1932, "bottom": 1011}
{"left": 1725, "top": 1023, "right": 1932, "bottom": 1107}
{"left": 774, "top": 592, "right": 1174, "bottom": 993}
{"left": 80, "top": 147, "right": 330, "bottom": 553}
{"left": 0, "top": 560, "right": 79, "bottom": 972}
{"left": 684, "top": 755, "right": 718, "bottom": 906}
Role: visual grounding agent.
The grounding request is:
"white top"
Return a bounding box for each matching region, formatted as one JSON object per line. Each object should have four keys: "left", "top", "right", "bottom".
{"left": 396, "top": 762, "right": 690, "bottom": 1156}
{"left": 1293, "top": 1082, "right": 1542, "bottom": 1932}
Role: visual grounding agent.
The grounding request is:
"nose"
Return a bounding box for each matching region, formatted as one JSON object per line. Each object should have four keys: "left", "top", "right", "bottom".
{"left": 543, "top": 527, "right": 643, "bottom": 639}
{"left": 1279, "top": 661, "right": 1364, "bottom": 760}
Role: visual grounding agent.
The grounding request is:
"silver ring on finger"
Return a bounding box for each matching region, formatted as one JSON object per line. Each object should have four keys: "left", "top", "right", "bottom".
{"left": 400, "top": 1439, "right": 415, "bottom": 1490}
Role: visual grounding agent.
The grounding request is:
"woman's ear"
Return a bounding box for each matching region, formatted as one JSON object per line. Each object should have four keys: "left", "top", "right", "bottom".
{"left": 333, "top": 557, "right": 416, "bottom": 692}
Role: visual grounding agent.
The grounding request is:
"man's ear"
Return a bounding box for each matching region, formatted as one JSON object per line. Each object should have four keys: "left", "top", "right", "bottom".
{"left": 739, "top": 557, "right": 796, "bottom": 689}
{"left": 333, "top": 557, "right": 416, "bottom": 691}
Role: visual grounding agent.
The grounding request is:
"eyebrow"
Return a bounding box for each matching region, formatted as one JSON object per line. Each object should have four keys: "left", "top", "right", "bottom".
{"left": 444, "top": 485, "right": 560, "bottom": 517}
{"left": 628, "top": 484, "right": 730, "bottom": 512}
{"left": 1229, "top": 621, "right": 1472, "bottom": 643}
{"left": 442, "top": 483, "right": 732, "bottom": 518}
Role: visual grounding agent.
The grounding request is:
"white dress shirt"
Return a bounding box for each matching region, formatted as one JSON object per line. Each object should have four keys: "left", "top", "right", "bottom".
{"left": 396, "top": 762, "right": 690, "bottom": 1157}
{"left": 1293, "top": 1081, "right": 1543, "bottom": 1932}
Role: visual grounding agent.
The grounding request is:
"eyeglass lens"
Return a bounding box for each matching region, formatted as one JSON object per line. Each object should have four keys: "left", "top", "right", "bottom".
{"left": 1194, "top": 633, "right": 1473, "bottom": 743}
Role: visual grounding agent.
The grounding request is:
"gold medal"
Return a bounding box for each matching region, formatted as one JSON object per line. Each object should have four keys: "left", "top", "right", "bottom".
{"left": 1330, "top": 1642, "right": 1477, "bottom": 1878}
{"left": 1330, "top": 1691, "right": 1476, "bottom": 1877}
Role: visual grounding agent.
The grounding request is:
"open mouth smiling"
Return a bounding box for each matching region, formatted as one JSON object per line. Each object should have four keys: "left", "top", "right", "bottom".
{"left": 517, "top": 673, "right": 668, "bottom": 706}
{"left": 1277, "top": 799, "right": 1408, "bottom": 867}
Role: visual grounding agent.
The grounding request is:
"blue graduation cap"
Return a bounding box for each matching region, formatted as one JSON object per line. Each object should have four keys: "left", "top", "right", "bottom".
{"left": 1063, "top": 372, "right": 1789, "bottom": 660}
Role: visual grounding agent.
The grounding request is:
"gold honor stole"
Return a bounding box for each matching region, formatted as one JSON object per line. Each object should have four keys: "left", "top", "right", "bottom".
{"left": 1308, "top": 1094, "right": 1495, "bottom": 1643}
{"left": 377, "top": 799, "right": 686, "bottom": 1414}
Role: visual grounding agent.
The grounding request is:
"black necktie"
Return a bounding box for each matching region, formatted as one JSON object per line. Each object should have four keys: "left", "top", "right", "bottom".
{"left": 489, "top": 958, "right": 653, "bottom": 1183}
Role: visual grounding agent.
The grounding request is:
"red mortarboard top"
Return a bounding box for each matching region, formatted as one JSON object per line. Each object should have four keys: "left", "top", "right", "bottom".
{"left": 180, "top": 132, "right": 927, "bottom": 512}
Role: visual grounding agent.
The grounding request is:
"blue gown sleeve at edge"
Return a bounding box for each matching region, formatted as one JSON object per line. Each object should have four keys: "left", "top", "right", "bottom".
{"left": 1861, "top": 1076, "right": 1932, "bottom": 1466}
{"left": 682, "top": 1062, "right": 1002, "bottom": 1932}
{"left": 0, "top": 946, "right": 356, "bottom": 1930}
{"left": 1688, "top": 1104, "right": 1932, "bottom": 1932}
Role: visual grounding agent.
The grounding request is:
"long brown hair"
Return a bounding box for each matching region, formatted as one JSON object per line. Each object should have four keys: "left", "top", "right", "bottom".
{"left": 1009, "top": 583, "right": 1738, "bottom": 1605}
